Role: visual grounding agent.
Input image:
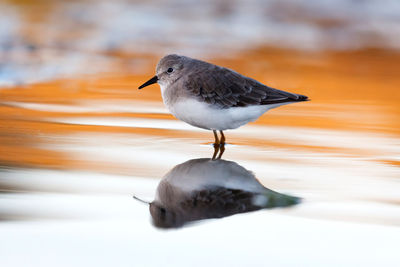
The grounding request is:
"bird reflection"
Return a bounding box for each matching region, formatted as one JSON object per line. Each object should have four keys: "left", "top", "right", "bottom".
{"left": 145, "top": 158, "right": 301, "bottom": 229}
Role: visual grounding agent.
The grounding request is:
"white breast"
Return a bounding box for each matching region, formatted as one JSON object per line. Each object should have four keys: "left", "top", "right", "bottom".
{"left": 163, "top": 159, "right": 267, "bottom": 193}
{"left": 166, "top": 97, "right": 276, "bottom": 131}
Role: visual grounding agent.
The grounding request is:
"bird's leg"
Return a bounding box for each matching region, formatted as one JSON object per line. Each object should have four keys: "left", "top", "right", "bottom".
{"left": 217, "top": 131, "right": 225, "bottom": 159}
{"left": 217, "top": 144, "right": 225, "bottom": 159}
{"left": 219, "top": 131, "right": 225, "bottom": 146}
{"left": 212, "top": 130, "right": 220, "bottom": 160}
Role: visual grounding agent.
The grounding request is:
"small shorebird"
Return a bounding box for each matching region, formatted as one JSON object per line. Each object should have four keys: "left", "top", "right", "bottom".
{"left": 134, "top": 158, "right": 300, "bottom": 228}
{"left": 139, "top": 54, "right": 308, "bottom": 158}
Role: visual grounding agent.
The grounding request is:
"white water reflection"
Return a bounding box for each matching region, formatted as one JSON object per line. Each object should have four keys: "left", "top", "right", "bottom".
{"left": 1, "top": 211, "right": 399, "bottom": 267}
{"left": 3, "top": 101, "right": 169, "bottom": 114}
{"left": 1, "top": 162, "right": 399, "bottom": 266}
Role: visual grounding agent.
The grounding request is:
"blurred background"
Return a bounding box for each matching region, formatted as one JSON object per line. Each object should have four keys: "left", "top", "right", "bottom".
{"left": 0, "top": 0, "right": 399, "bottom": 266}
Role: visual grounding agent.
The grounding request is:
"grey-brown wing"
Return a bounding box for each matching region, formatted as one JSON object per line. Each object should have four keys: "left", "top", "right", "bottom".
{"left": 184, "top": 65, "right": 308, "bottom": 108}
{"left": 180, "top": 188, "right": 261, "bottom": 220}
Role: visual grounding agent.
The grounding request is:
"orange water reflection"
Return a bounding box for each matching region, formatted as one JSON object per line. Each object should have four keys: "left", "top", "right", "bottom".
{"left": 1, "top": 47, "right": 400, "bottom": 226}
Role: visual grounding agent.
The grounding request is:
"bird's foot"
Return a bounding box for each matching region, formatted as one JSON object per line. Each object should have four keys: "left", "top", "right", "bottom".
{"left": 217, "top": 143, "right": 225, "bottom": 159}
{"left": 212, "top": 142, "right": 220, "bottom": 160}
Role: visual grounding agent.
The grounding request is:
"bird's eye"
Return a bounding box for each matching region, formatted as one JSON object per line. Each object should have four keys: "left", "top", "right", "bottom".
{"left": 167, "top": 68, "right": 174, "bottom": 73}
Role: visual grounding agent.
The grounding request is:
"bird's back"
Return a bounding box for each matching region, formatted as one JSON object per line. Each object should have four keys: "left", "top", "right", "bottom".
{"left": 181, "top": 57, "right": 308, "bottom": 109}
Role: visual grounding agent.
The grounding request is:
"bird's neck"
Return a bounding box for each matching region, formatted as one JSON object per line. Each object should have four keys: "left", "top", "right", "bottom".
{"left": 160, "top": 84, "right": 174, "bottom": 108}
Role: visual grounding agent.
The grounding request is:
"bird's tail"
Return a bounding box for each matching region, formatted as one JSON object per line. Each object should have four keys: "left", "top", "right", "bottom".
{"left": 252, "top": 190, "right": 301, "bottom": 208}
{"left": 296, "top": 93, "right": 309, "bottom": 101}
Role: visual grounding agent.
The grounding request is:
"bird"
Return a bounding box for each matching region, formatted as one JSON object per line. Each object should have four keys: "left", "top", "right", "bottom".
{"left": 138, "top": 54, "right": 308, "bottom": 158}
{"left": 134, "top": 158, "right": 300, "bottom": 229}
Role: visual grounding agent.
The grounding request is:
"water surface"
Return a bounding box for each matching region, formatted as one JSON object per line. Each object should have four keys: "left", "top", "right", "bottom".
{"left": 1, "top": 0, "right": 400, "bottom": 266}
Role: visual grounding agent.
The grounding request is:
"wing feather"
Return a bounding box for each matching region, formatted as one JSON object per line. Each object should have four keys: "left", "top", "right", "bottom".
{"left": 184, "top": 64, "right": 308, "bottom": 109}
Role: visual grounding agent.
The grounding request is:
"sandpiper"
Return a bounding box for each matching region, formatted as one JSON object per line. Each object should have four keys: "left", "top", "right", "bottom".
{"left": 139, "top": 54, "right": 308, "bottom": 158}
{"left": 135, "top": 158, "right": 300, "bottom": 228}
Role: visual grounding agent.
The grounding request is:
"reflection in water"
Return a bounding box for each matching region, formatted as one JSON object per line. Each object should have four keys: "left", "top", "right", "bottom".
{"left": 212, "top": 141, "right": 225, "bottom": 160}
{"left": 147, "top": 158, "right": 300, "bottom": 229}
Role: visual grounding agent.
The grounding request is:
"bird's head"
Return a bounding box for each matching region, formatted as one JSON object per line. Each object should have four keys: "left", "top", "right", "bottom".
{"left": 138, "top": 54, "right": 186, "bottom": 89}
{"left": 149, "top": 202, "right": 183, "bottom": 229}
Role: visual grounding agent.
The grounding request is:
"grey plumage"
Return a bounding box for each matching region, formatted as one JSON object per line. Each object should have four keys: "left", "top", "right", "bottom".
{"left": 138, "top": 54, "right": 309, "bottom": 139}
{"left": 159, "top": 54, "right": 308, "bottom": 109}
{"left": 149, "top": 158, "right": 301, "bottom": 229}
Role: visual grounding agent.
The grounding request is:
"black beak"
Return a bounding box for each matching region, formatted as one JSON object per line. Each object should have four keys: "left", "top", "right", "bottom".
{"left": 133, "top": 195, "right": 151, "bottom": 204}
{"left": 138, "top": 75, "right": 158, "bottom": 89}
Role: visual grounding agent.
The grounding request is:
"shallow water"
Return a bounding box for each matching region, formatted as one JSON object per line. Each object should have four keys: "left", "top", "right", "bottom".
{"left": 1, "top": 49, "right": 400, "bottom": 265}
{"left": 1, "top": 0, "right": 400, "bottom": 266}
